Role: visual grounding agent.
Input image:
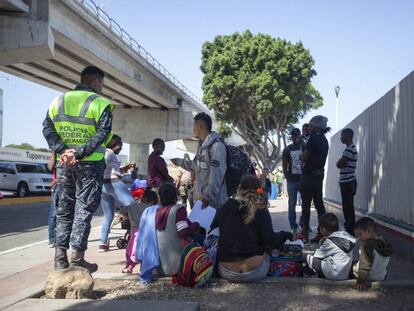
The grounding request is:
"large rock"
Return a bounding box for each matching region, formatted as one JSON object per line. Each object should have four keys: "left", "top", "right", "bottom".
{"left": 45, "top": 267, "right": 94, "bottom": 299}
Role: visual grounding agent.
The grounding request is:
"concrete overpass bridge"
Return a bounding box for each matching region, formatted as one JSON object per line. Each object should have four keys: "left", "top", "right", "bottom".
{"left": 0, "top": 0, "right": 209, "bottom": 170}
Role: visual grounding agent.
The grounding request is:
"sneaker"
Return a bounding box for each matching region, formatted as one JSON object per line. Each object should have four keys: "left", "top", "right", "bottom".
{"left": 302, "top": 265, "right": 317, "bottom": 277}
{"left": 98, "top": 244, "right": 109, "bottom": 252}
{"left": 48, "top": 243, "right": 55, "bottom": 248}
{"left": 291, "top": 227, "right": 300, "bottom": 238}
{"left": 310, "top": 233, "right": 323, "bottom": 244}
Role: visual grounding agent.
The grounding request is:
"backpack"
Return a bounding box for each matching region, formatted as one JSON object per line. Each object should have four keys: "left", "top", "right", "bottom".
{"left": 172, "top": 242, "right": 213, "bottom": 287}
{"left": 209, "top": 139, "right": 252, "bottom": 197}
{"left": 268, "top": 243, "right": 303, "bottom": 277}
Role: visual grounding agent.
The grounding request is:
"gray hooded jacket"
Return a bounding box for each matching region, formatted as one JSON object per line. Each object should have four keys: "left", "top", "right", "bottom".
{"left": 313, "top": 231, "right": 357, "bottom": 280}
{"left": 177, "top": 131, "right": 227, "bottom": 209}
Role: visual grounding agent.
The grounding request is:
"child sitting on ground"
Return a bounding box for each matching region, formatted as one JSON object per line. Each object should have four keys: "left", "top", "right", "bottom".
{"left": 304, "top": 213, "right": 357, "bottom": 280}
{"left": 353, "top": 217, "right": 393, "bottom": 291}
{"left": 119, "top": 188, "right": 158, "bottom": 273}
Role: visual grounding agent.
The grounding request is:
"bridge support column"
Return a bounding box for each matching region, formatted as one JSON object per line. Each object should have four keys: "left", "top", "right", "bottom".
{"left": 0, "top": 0, "right": 54, "bottom": 65}
{"left": 112, "top": 107, "right": 194, "bottom": 144}
{"left": 129, "top": 143, "right": 149, "bottom": 178}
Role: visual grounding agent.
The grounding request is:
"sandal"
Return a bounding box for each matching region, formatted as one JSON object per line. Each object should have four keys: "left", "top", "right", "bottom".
{"left": 122, "top": 266, "right": 133, "bottom": 274}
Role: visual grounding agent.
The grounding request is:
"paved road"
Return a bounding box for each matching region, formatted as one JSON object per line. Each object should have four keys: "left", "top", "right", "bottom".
{"left": 0, "top": 201, "right": 104, "bottom": 252}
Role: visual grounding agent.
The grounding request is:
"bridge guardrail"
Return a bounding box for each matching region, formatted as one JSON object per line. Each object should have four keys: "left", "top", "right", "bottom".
{"left": 76, "top": 0, "right": 204, "bottom": 106}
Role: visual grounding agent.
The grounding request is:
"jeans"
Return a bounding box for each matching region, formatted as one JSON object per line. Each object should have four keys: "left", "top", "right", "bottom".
{"left": 218, "top": 255, "right": 270, "bottom": 282}
{"left": 300, "top": 174, "right": 326, "bottom": 234}
{"left": 277, "top": 183, "right": 283, "bottom": 196}
{"left": 287, "top": 180, "right": 301, "bottom": 229}
{"left": 48, "top": 187, "right": 58, "bottom": 244}
{"left": 340, "top": 180, "right": 357, "bottom": 235}
{"left": 100, "top": 181, "right": 136, "bottom": 244}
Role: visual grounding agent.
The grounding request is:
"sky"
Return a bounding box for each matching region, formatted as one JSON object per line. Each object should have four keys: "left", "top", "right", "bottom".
{"left": 1, "top": 0, "right": 413, "bottom": 158}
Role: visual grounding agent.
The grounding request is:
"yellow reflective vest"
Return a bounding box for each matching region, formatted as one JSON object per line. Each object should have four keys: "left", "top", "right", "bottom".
{"left": 48, "top": 90, "right": 114, "bottom": 162}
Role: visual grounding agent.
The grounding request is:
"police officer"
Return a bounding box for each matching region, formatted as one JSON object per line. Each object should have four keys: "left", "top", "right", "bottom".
{"left": 43, "top": 66, "right": 113, "bottom": 272}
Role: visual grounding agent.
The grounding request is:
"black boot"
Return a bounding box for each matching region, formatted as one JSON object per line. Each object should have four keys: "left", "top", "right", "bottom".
{"left": 70, "top": 249, "right": 98, "bottom": 273}
{"left": 55, "top": 248, "right": 69, "bottom": 270}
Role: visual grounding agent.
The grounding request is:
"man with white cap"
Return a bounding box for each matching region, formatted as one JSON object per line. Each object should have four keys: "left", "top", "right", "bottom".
{"left": 300, "top": 115, "right": 330, "bottom": 243}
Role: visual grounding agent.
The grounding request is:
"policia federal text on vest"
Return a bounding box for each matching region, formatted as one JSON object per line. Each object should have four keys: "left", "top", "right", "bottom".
{"left": 49, "top": 90, "right": 114, "bottom": 162}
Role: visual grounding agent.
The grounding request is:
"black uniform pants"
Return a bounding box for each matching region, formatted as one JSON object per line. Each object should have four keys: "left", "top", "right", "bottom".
{"left": 55, "top": 162, "right": 104, "bottom": 251}
{"left": 340, "top": 179, "right": 357, "bottom": 235}
{"left": 300, "top": 174, "right": 326, "bottom": 233}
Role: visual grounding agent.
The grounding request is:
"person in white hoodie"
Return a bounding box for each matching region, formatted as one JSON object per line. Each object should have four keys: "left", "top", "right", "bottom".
{"left": 304, "top": 213, "right": 357, "bottom": 280}
{"left": 353, "top": 217, "right": 393, "bottom": 291}
{"left": 171, "top": 112, "right": 227, "bottom": 209}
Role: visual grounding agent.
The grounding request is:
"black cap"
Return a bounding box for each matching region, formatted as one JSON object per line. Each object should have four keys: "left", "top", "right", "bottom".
{"left": 291, "top": 128, "right": 301, "bottom": 136}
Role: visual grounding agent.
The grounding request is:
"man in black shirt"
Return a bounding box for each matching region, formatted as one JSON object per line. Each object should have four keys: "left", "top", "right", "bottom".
{"left": 300, "top": 116, "right": 330, "bottom": 243}
{"left": 282, "top": 128, "right": 302, "bottom": 235}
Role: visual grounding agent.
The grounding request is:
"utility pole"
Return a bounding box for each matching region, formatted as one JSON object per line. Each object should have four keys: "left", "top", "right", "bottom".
{"left": 334, "top": 86, "right": 341, "bottom": 131}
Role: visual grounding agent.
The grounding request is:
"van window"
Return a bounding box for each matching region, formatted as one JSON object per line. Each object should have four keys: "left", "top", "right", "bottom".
{"left": 0, "top": 163, "right": 16, "bottom": 174}
{"left": 16, "top": 164, "right": 48, "bottom": 174}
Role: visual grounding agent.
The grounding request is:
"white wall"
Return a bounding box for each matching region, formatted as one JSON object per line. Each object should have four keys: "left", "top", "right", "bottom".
{"left": 324, "top": 71, "right": 414, "bottom": 227}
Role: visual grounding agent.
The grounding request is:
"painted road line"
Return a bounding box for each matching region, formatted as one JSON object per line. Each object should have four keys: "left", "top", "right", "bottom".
{"left": 0, "top": 196, "right": 51, "bottom": 207}
{"left": 0, "top": 225, "right": 101, "bottom": 256}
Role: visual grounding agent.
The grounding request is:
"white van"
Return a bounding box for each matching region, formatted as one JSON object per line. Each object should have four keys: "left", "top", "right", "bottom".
{"left": 0, "top": 161, "right": 53, "bottom": 197}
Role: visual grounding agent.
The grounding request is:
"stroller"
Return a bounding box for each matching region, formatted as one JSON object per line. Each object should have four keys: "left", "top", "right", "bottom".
{"left": 115, "top": 216, "right": 131, "bottom": 249}
{"left": 111, "top": 211, "right": 131, "bottom": 249}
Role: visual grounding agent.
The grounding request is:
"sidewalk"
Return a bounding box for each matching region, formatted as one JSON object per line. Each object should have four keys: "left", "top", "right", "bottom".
{"left": 1, "top": 198, "right": 413, "bottom": 309}
{"left": 0, "top": 224, "right": 128, "bottom": 309}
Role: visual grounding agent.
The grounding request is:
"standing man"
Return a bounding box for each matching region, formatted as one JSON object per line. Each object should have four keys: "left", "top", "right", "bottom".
{"left": 336, "top": 128, "right": 358, "bottom": 235}
{"left": 300, "top": 115, "right": 330, "bottom": 243}
{"left": 43, "top": 66, "right": 114, "bottom": 272}
{"left": 147, "top": 138, "right": 174, "bottom": 189}
{"left": 260, "top": 168, "right": 272, "bottom": 198}
{"left": 282, "top": 128, "right": 302, "bottom": 234}
{"left": 275, "top": 168, "right": 284, "bottom": 197}
{"left": 171, "top": 112, "right": 227, "bottom": 209}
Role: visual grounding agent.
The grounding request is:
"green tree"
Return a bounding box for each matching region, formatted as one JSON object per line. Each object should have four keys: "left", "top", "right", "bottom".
{"left": 216, "top": 121, "right": 233, "bottom": 141}
{"left": 201, "top": 30, "right": 322, "bottom": 170}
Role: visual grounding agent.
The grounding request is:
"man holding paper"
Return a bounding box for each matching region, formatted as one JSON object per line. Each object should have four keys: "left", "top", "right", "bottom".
{"left": 171, "top": 112, "right": 227, "bottom": 209}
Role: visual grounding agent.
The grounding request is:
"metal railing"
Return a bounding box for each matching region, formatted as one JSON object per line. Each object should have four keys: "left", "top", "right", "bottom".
{"left": 75, "top": 0, "right": 203, "bottom": 106}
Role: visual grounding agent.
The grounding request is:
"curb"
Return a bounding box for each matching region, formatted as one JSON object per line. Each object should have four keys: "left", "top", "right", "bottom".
{"left": 0, "top": 282, "right": 44, "bottom": 310}
{"left": 0, "top": 196, "right": 50, "bottom": 207}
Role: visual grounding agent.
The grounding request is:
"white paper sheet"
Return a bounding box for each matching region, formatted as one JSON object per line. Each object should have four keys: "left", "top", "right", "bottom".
{"left": 188, "top": 200, "right": 217, "bottom": 231}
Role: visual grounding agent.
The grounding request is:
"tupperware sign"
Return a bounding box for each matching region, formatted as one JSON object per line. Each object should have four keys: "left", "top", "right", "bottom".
{"left": 0, "top": 147, "right": 50, "bottom": 164}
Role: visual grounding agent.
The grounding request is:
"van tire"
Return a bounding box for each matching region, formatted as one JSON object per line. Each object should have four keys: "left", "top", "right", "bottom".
{"left": 17, "top": 182, "right": 29, "bottom": 197}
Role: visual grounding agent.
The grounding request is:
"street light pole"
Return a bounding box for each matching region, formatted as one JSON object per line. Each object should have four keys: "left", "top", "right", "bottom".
{"left": 334, "top": 86, "right": 341, "bottom": 131}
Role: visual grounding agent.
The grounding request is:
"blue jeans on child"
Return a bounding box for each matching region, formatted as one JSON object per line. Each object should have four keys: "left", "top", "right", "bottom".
{"left": 48, "top": 187, "right": 58, "bottom": 244}
{"left": 287, "top": 180, "right": 301, "bottom": 230}
{"left": 100, "top": 181, "right": 136, "bottom": 245}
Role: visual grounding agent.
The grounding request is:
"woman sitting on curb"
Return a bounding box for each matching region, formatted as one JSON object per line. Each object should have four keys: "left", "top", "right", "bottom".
{"left": 156, "top": 183, "right": 201, "bottom": 276}
{"left": 211, "top": 174, "right": 293, "bottom": 282}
